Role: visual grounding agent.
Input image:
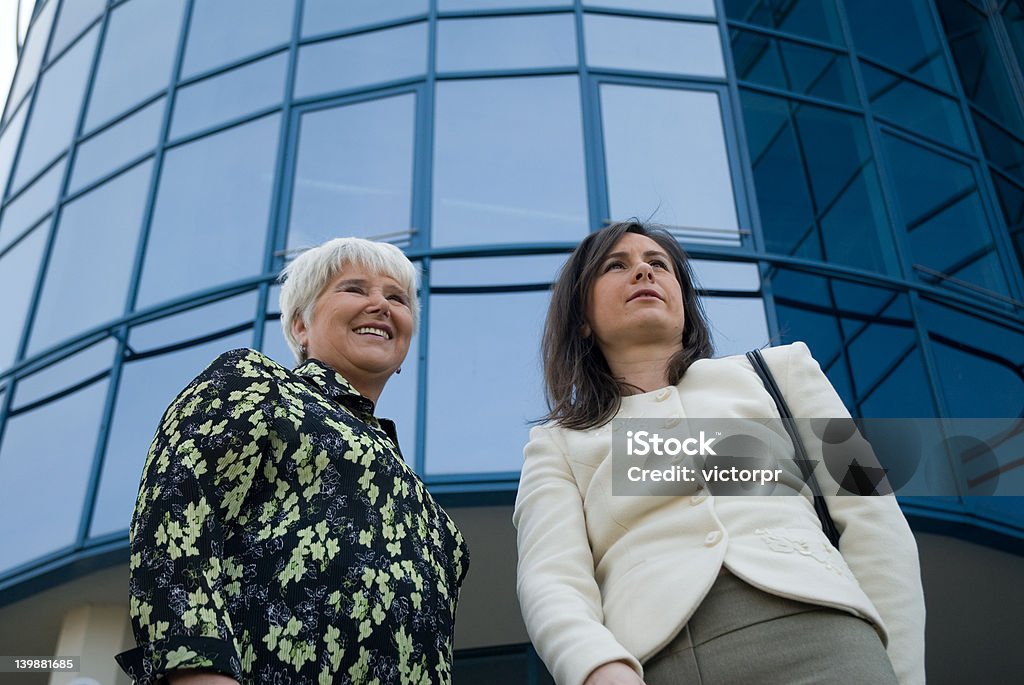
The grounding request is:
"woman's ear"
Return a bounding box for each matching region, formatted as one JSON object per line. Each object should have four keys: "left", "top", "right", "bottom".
{"left": 581, "top": 321, "right": 592, "bottom": 338}
{"left": 291, "top": 316, "right": 307, "bottom": 348}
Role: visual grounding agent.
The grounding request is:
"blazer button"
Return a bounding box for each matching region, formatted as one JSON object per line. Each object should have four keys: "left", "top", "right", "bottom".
{"left": 655, "top": 388, "right": 671, "bottom": 401}
{"left": 665, "top": 417, "right": 682, "bottom": 428}
{"left": 704, "top": 531, "right": 722, "bottom": 547}
{"left": 690, "top": 493, "right": 707, "bottom": 506}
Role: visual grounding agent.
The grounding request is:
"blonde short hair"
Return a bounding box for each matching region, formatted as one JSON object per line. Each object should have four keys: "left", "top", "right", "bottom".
{"left": 279, "top": 237, "right": 419, "bottom": 363}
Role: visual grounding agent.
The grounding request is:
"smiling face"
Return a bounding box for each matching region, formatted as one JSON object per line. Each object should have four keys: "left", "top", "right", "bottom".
{"left": 585, "top": 232, "right": 686, "bottom": 357}
{"left": 292, "top": 268, "right": 413, "bottom": 401}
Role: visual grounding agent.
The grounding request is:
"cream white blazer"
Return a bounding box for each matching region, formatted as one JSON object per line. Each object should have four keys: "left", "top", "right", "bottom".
{"left": 514, "top": 342, "right": 925, "bottom": 685}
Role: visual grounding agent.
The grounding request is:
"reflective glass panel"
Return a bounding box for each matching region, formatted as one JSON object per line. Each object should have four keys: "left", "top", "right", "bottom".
{"left": 936, "top": 0, "right": 1024, "bottom": 137}
{"left": 701, "top": 296, "right": 768, "bottom": 356}
{"left": 11, "top": 26, "right": 98, "bottom": 192}
{"left": 730, "top": 28, "right": 857, "bottom": 105}
{"left": 602, "top": 85, "right": 739, "bottom": 243}
{"left": 437, "top": 15, "right": 577, "bottom": 72}
{"left": 0, "top": 101, "right": 29, "bottom": 203}
{"left": 690, "top": 259, "right": 760, "bottom": 292}
{"left": 921, "top": 299, "right": 1024, "bottom": 418}
{"left": 723, "top": 0, "right": 843, "bottom": 45}
{"left": 0, "top": 226, "right": 48, "bottom": 370}
{"left": 29, "top": 162, "right": 154, "bottom": 354}
{"left": 70, "top": 97, "right": 165, "bottom": 193}
{"left": 882, "top": 133, "right": 1008, "bottom": 296}
{"left": 0, "top": 158, "right": 65, "bottom": 253}
{"left": 972, "top": 112, "right": 1024, "bottom": 187}
{"left": 171, "top": 53, "right": 287, "bottom": 141}
{"left": 990, "top": 174, "right": 1024, "bottom": 272}
{"left": 302, "top": 0, "right": 426, "bottom": 36}
{"left": 440, "top": 0, "right": 568, "bottom": 9}
{"left": 770, "top": 269, "right": 935, "bottom": 417}
{"left": 287, "top": 94, "right": 415, "bottom": 250}
{"left": 861, "top": 62, "right": 969, "bottom": 150}
{"left": 182, "top": 0, "right": 294, "bottom": 77}
{"left": 432, "top": 77, "right": 588, "bottom": 246}
{"left": 85, "top": 0, "right": 186, "bottom": 131}
{"left": 136, "top": 115, "right": 280, "bottom": 308}
{"left": 585, "top": 15, "right": 725, "bottom": 78}
{"left": 5, "top": 0, "right": 57, "bottom": 121}
{"left": 89, "top": 331, "right": 252, "bottom": 537}
{"left": 430, "top": 254, "right": 565, "bottom": 287}
{"left": 739, "top": 90, "right": 899, "bottom": 274}
{"left": 130, "top": 292, "right": 259, "bottom": 352}
{"left": 426, "top": 291, "right": 547, "bottom": 474}
{"left": 48, "top": 0, "right": 105, "bottom": 60}
{"left": 0, "top": 377, "right": 108, "bottom": 573}
{"left": 1004, "top": 0, "right": 1024, "bottom": 76}
{"left": 12, "top": 338, "right": 117, "bottom": 409}
{"left": 583, "top": 0, "right": 715, "bottom": 16}
{"left": 845, "top": 0, "right": 952, "bottom": 91}
{"left": 294, "top": 23, "right": 428, "bottom": 99}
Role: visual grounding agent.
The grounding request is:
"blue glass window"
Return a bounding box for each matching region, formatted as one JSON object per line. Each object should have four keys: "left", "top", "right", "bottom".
{"left": 432, "top": 77, "right": 588, "bottom": 246}
{"left": 431, "top": 255, "right": 565, "bottom": 287}
{"left": 287, "top": 94, "right": 415, "bottom": 250}
{"left": 170, "top": 53, "right": 287, "bottom": 141}
{"left": 28, "top": 162, "right": 154, "bottom": 354}
{"left": 845, "top": 0, "right": 952, "bottom": 91}
{"left": 583, "top": 0, "right": 715, "bottom": 16}
{"left": 602, "top": 85, "right": 739, "bottom": 243}
{"left": 48, "top": 0, "right": 105, "bottom": 61}
{"left": 437, "top": 15, "right": 577, "bottom": 72}
{"left": 294, "top": 23, "right": 428, "bottom": 99}
{"left": 724, "top": 0, "right": 843, "bottom": 45}
{"left": 426, "top": 291, "right": 548, "bottom": 475}
{"left": 990, "top": 174, "right": 1024, "bottom": 271}
{"left": 4, "top": 0, "right": 57, "bottom": 122}
{"left": 921, "top": 299, "right": 1023, "bottom": 418}
{"left": 690, "top": 259, "right": 761, "bottom": 292}
{"left": 84, "top": 0, "right": 186, "bottom": 131}
{"left": 861, "top": 62, "right": 969, "bottom": 150}
{"left": 881, "top": 133, "right": 1009, "bottom": 297}
{"left": 585, "top": 15, "right": 725, "bottom": 78}
{"left": 0, "top": 103, "right": 29, "bottom": 203}
{"left": 0, "top": 377, "right": 109, "bottom": 573}
{"left": 135, "top": 115, "right": 281, "bottom": 309}
{"left": 11, "top": 26, "right": 98, "bottom": 192}
{"left": 0, "top": 158, "right": 65, "bottom": 254}
{"left": 12, "top": 338, "right": 117, "bottom": 409}
{"left": 0, "top": 226, "right": 48, "bottom": 370}
{"left": 730, "top": 28, "right": 857, "bottom": 105}
{"left": 701, "top": 296, "right": 769, "bottom": 355}
{"left": 739, "top": 91, "right": 900, "bottom": 274}
{"left": 440, "top": 0, "right": 568, "bottom": 9}
{"left": 90, "top": 330, "right": 252, "bottom": 538}
{"left": 973, "top": 113, "right": 1024, "bottom": 187}
{"left": 302, "top": 0, "right": 426, "bottom": 37}
{"left": 70, "top": 97, "right": 165, "bottom": 193}
{"left": 181, "top": 0, "right": 295, "bottom": 78}
{"left": 129, "top": 292, "right": 259, "bottom": 353}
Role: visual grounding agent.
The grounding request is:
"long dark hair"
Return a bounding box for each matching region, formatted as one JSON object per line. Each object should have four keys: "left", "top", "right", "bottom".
{"left": 541, "top": 221, "right": 713, "bottom": 430}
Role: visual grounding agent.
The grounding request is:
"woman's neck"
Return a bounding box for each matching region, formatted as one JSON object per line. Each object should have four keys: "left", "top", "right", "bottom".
{"left": 604, "top": 344, "right": 677, "bottom": 394}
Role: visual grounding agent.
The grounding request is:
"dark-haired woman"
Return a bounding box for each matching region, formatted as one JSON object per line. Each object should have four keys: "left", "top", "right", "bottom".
{"left": 514, "top": 222, "right": 924, "bottom": 685}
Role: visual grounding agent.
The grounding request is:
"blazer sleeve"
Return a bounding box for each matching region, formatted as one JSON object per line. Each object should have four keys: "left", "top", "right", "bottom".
{"left": 774, "top": 341, "right": 926, "bottom": 685}
{"left": 513, "top": 424, "right": 642, "bottom": 685}
{"left": 116, "top": 349, "right": 276, "bottom": 685}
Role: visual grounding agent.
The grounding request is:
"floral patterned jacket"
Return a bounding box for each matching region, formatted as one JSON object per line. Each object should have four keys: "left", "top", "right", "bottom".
{"left": 116, "top": 348, "right": 469, "bottom": 685}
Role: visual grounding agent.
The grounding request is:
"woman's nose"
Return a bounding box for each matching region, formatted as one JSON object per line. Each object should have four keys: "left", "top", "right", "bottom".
{"left": 368, "top": 292, "right": 391, "bottom": 316}
{"left": 634, "top": 263, "right": 655, "bottom": 281}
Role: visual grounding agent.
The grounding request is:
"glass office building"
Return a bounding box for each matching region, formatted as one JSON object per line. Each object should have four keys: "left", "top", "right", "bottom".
{"left": 0, "top": 1, "right": 1021, "bottom": 683}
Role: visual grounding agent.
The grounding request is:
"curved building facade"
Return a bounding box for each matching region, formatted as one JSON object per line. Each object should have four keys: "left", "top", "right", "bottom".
{"left": 0, "top": 1, "right": 1021, "bottom": 683}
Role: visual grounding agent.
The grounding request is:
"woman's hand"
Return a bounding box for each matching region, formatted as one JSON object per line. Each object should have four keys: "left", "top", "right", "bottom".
{"left": 583, "top": 661, "right": 646, "bottom": 685}
{"left": 167, "top": 672, "right": 239, "bottom": 684}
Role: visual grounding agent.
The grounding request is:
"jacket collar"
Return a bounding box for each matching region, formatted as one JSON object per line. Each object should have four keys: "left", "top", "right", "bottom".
{"left": 294, "top": 357, "right": 376, "bottom": 415}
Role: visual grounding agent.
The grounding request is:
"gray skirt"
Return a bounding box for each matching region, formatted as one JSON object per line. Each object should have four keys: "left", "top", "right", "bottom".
{"left": 643, "top": 571, "right": 898, "bottom": 685}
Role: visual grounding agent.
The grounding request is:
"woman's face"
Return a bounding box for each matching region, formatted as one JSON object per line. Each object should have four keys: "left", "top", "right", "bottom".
{"left": 585, "top": 232, "right": 685, "bottom": 354}
{"left": 293, "top": 268, "right": 413, "bottom": 396}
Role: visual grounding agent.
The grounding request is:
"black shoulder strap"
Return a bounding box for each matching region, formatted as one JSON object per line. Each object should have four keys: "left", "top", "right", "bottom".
{"left": 746, "top": 348, "right": 841, "bottom": 548}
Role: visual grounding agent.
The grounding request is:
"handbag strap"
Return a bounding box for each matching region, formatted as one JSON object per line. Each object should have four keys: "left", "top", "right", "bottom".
{"left": 746, "top": 348, "right": 841, "bottom": 548}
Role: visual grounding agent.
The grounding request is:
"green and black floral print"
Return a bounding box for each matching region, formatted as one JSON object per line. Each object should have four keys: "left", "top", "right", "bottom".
{"left": 116, "top": 349, "right": 469, "bottom": 685}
